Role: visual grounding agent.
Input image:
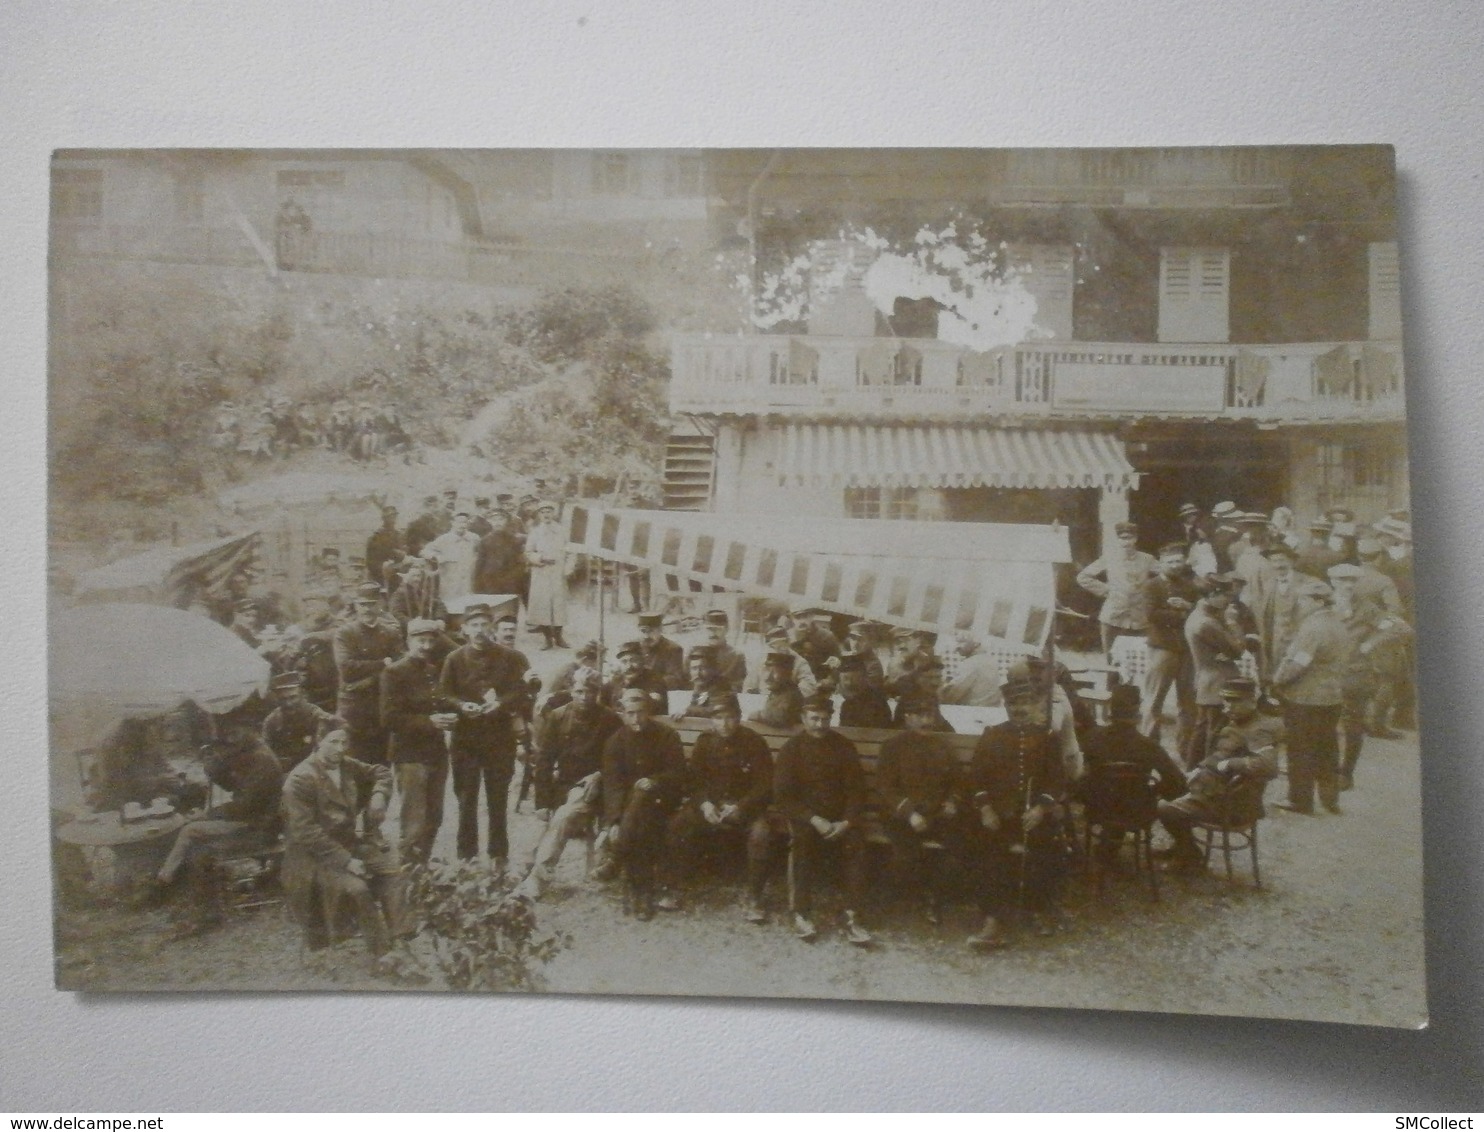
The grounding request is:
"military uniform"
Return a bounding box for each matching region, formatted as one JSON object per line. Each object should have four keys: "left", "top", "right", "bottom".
{"left": 381, "top": 650, "right": 452, "bottom": 863}
{"left": 876, "top": 727, "right": 966, "bottom": 916}
{"left": 332, "top": 618, "right": 403, "bottom": 764}
{"left": 602, "top": 719, "right": 688, "bottom": 911}
{"left": 261, "top": 699, "right": 337, "bottom": 772}
{"left": 774, "top": 728, "right": 869, "bottom": 918}
{"left": 640, "top": 635, "right": 690, "bottom": 691}
{"left": 668, "top": 724, "right": 778, "bottom": 905}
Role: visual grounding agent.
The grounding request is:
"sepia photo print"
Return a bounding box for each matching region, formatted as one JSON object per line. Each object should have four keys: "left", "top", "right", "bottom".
{"left": 46, "top": 146, "right": 1424, "bottom": 1026}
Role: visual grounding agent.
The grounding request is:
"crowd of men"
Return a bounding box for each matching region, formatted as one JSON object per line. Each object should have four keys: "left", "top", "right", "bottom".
{"left": 149, "top": 542, "right": 1330, "bottom": 964}
{"left": 1076, "top": 500, "right": 1416, "bottom": 817}
{"left": 209, "top": 394, "right": 413, "bottom": 463}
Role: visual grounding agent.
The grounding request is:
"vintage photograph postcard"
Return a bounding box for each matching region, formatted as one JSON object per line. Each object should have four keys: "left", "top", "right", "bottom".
{"left": 47, "top": 146, "right": 1423, "bottom": 1026}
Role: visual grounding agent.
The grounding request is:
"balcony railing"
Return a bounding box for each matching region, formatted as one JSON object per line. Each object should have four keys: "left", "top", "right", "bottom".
{"left": 49, "top": 224, "right": 641, "bottom": 288}
{"left": 669, "top": 334, "right": 1405, "bottom": 423}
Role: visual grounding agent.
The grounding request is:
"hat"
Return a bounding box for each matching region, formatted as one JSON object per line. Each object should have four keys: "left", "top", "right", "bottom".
{"left": 1327, "top": 563, "right": 1363, "bottom": 581}
{"left": 1109, "top": 683, "right": 1141, "bottom": 719}
{"left": 800, "top": 692, "right": 834, "bottom": 715}
{"left": 1263, "top": 544, "right": 1298, "bottom": 561}
{"left": 1355, "top": 537, "right": 1383, "bottom": 557}
{"left": 474, "top": 497, "right": 491, "bottom": 507}
{"left": 1374, "top": 518, "right": 1413, "bottom": 543}
{"left": 537, "top": 501, "right": 557, "bottom": 514}
{"left": 442, "top": 487, "right": 458, "bottom": 497}
{"left": 1331, "top": 521, "right": 1358, "bottom": 538}
{"left": 637, "top": 612, "right": 663, "bottom": 629}
{"left": 352, "top": 583, "right": 382, "bottom": 604}
{"left": 453, "top": 509, "right": 472, "bottom": 519}
{"left": 703, "top": 609, "right": 729, "bottom": 627}
{"left": 687, "top": 644, "right": 717, "bottom": 662}
{"left": 1308, "top": 517, "right": 1334, "bottom": 533}
{"left": 1237, "top": 512, "right": 1269, "bottom": 525}
{"left": 846, "top": 619, "right": 872, "bottom": 637}
{"left": 496, "top": 493, "right": 514, "bottom": 503}
{"left": 575, "top": 640, "right": 604, "bottom": 662}
{"left": 1114, "top": 521, "right": 1139, "bottom": 537}
{"left": 1218, "top": 677, "right": 1259, "bottom": 701}
{"left": 572, "top": 666, "right": 603, "bottom": 693}
{"left": 1199, "top": 573, "right": 1237, "bottom": 594}
{"left": 615, "top": 640, "right": 644, "bottom": 660}
{"left": 891, "top": 626, "right": 925, "bottom": 643}
{"left": 1211, "top": 502, "right": 1238, "bottom": 518}
{"left": 764, "top": 627, "right": 790, "bottom": 646}
{"left": 1158, "top": 542, "right": 1188, "bottom": 558}
{"left": 234, "top": 598, "right": 257, "bottom": 614}
{"left": 407, "top": 618, "right": 443, "bottom": 638}
{"left": 1327, "top": 508, "right": 1355, "bottom": 523}
{"left": 270, "top": 672, "right": 305, "bottom": 692}
{"left": 462, "top": 602, "right": 494, "bottom": 622}
{"left": 1297, "top": 578, "right": 1333, "bottom": 599}
{"left": 763, "top": 649, "right": 795, "bottom": 668}
{"left": 1178, "top": 502, "right": 1201, "bottom": 518}
{"left": 836, "top": 653, "right": 866, "bottom": 673}
{"left": 422, "top": 495, "right": 439, "bottom": 507}
{"left": 710, "top": 693, "right": 742, "bottom": 717}
{"left": 898, "top": 690, "right": 940, "bottom": 717}
{"left": 1387, "top": 509, "right": 1411, "bottom": 523}
{"left": 493, "top": 612, "right": 518, "bottom": 627}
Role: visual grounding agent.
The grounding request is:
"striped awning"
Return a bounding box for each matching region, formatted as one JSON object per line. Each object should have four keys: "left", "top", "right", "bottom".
{"left": 775, "top": 424, "right": 1139, "bottom": 491}
{"left": 565, "top": 505, "right": 1067, "bottom": 651}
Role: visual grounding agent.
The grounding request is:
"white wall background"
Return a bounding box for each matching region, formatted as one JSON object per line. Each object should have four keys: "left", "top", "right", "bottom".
{"left": 3, "top": 0, "right": 1482, "bottom": 1111}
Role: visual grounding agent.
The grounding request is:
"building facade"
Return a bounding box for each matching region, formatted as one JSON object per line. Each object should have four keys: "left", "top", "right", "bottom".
{"left": 666, "top": 147, "right": 1407, "bottom": 564}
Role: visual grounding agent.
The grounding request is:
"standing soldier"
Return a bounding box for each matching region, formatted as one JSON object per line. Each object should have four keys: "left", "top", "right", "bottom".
{"left": 404, "top": 495, "right": 447, "bottom": 559}
{"left": 1207, "top": 502, "right": 1243, "bottom": 574}
{"left": 1270, "top": 578, "right": 1349, "bottom": 815}
{"left": 774, "top": 693, "right": 873, "bottom": 946}
{"left": 603, "top": 640, "right": 670, "bottom": 713}
{"left": 1183, "top": 575, "right": 1251, "bottom": 768}
{"left": 332, "top": 583, "right": 403, "bottom": 766}
{"left": 963, "top": 667, "right": 1071, "bottom": 949}
{"left": 1076, "top": 521, "right": 1158, "bottom": 658}
{"left": 524, "top": 501, "right": 570, "bottom": 651}
{"left": 1140, "top": 542, "right": 1200, "bottom": 749}
{"left": 602, "top": 687, "right": 688, "bottom": 920}
{"left": 261, "top": 672, "right": 338, "bottom": 773}
{"left": 836, "top": 653, "right": 895, "bottom": 729}
{"left": 438, "top": 602, "right": 529, "bottom": 870}
{"left": 364, "top": 506, "right": 404, "bottom": 593}
{"left": 381, "top": 619, "right": 457, "bottom": 865}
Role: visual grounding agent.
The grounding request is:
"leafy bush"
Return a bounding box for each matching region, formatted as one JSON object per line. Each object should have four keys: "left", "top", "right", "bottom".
{"left": 501, "top": 285, "right": 657, "bottom": 367}
{"left": 402, "top": 858, "right": 570, "bottom": 992}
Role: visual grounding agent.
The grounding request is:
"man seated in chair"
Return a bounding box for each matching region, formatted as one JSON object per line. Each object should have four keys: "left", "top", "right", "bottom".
{"left": 666, "top": 694, "right": 780, "bottom": 922}
{"left": 282, "top": 729, "right": 410, "bottom": 961}
{"left": 154, "top": 723, "right": 285, "bottom": 932}
{"left": 1156, "top": 677, "right": 1282, "bottom": 873}
{"left": 513, "top": 668, "right": 621, "bottom": 900}
{"left": 1077, "top": 683, "right": 1188, "bottom": 864}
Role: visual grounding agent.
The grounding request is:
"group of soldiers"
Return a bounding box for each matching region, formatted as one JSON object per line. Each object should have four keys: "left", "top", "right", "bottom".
{"left": 152, "top": 552, "right": 1302, "bottom": 961}
{"left": 1076, "top": 500, "right": 1416, "bottom": 819}
{"left": 208, "top": 393, "right": 413, "bottom": 463}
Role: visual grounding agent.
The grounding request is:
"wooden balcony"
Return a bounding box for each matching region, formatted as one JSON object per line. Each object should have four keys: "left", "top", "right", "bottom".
{"left": 669, "top": 333, "right": 1406, "bottom": 424}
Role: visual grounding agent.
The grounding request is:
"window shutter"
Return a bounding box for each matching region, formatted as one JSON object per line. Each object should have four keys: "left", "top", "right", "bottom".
{"left": 1158, "top": 247, "right": 1229, "bottom": 343}
{"left": 1369, "top": 241, "right": 1402, "bottom": 340}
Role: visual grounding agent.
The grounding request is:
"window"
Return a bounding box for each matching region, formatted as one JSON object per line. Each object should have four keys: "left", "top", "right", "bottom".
{"left": 1158, "top": 246, "right": 1229, "bottom": 343}
{"left": 1316, "top": 442, "right": 1391, "bottom": 510}
{"left": 1369, "top": 241, "right": 1402, "bottom": 340}
{"left": 52, "top": 168, "right": 103, "bottom": 222}
{"left": 845, "top": 487, "right": 920, "bottom": 520}
{"left": 592, "top": 152, "right": 633, "bottom": 196}
{"left": 665, "top": 154, "right": 703, "bottom": 197}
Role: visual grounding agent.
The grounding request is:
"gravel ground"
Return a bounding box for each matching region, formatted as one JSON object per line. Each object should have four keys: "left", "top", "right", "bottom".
{"left": 54, "top": 605, "right": 1429, "bottom": 1028}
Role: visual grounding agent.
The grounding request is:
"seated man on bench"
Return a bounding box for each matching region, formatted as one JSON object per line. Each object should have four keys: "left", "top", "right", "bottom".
{"left": 666, "top": 693, "right": 781, "bottom": 923}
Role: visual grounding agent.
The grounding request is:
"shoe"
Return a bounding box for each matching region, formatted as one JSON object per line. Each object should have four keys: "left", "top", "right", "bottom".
{"left": 1339, "top": 773, "right": 1354, "bottom": 792}
{"left": 744, "top": 900, "right": 768, "bottom": 925}
{"left": 793, "top": 913, "right": 818, "bottom": 941}
{"left": 1323, "top": 801, "right": 1343, "bottom": 815}
{"left": 966, "top": 915, "right": 1007, "bottom": 951}
{"left": 655, "top": 894, "right": 682, "bottom": 913}
{"left": 553, "top": 635, "right": 571, "bottom": 650}
{"left": 842, "top": 911, "right": 873, "bottom": 947}
{"left": 1366, "top": 727, "right": 1402, "bottom": 741}
{"left": 1272, "top": 801, "right": 1314, "bottom": 815}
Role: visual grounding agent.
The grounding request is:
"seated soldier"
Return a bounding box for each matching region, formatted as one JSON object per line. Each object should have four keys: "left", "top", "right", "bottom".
{"left": 666, "top": 694, "right": 781, "bottom": 922}
{"left": 748, "top": 647, "right": 805, "bottom": 729}
{"left": 837, "top": 652, "right": 895, "bottom": 729}
{"left": 514, "top": 668, "right": 622, "bottom": 900}
{"left": 540, "top": 640, "right": 605, "bottom": 715}
{"left": 842, "top": 619, "right": 887, "bottom": 692}
{"left": 686, "top": 609, "right": 748, "bottom": 694}
{"left": 774, "top": 693, "right": 872, "bottom": 946}
{"left": 154, "top": 724, "right": 285, "bottom": 935}
{"left": 281, "top": 729, "right": 410, "bottom": 963}
{"left": 602, "top": 687, "right": 687, "bottom": 920}
{"left": 1157, "top": 677, "right": 1281, "bottom": 873}
{"left": 261, "top": 672, "right": 340, "bottom": 772}
{"left": 674, "top": 647, "right": 726, "bottom": 719}
{"left": 1077, "top": 683, "right": 1189, "bottom": 862}
{"left": 890, "top": 655, "right": 955, "bottom": 731}
{"left": 963, "top": 668, "right": 1073, "bottom": 950}
{"left": 603, "top": 640, "right": 669, "bottom": 713}
{"left": 876, "top": 691, "right": 966, "bottom": 925}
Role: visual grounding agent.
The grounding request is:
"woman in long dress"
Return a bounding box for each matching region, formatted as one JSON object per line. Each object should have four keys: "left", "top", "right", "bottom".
{"left": 524, "top": 502, "right": 569, "bottom": 650}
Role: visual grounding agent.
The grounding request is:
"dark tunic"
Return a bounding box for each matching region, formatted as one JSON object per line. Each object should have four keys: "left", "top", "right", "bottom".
{"left": 438, "top": 640, "right": 530, "bottom": 759}
{"left": 1078, "top": 719, "right": 1189, "bottom": 802}
{"left": 473, "top": 529, "right": 528, "bottom": 596}
{"left": 332, "top": 620, "right": 403, "bottom": 732}
{"left": 380, "top": 653, "right": 450, "bottom": 766}
{"left": 774, "top": 729, "right": 866, "bottom": 826}
{"left": 533, "top": 700, "right": 621, "bottom": 811}
{"left": 601, "top": 720, "right": 688, "bottom": 827}
{"left": 261, "top": 701, "right": 337, "bottom": 771}
{"left": 875, "top": 729, "right": 961, "bottom": 820}
{"left": 641, "top": 637, "right": 690, "bottom": 691}
{"left": 689, "top": 726, "right": 773, "bottom": 820}
{"left": 965, "top": 722, "right": 1068, "bottom": 823}
{"left": 839, "top": 688, "right": 896, "bottom": 730}
{"left": 204, "top": 739, "right": 285, "bottom": 832}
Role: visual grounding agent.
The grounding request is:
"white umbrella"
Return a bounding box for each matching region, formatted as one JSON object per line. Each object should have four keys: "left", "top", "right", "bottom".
{"left": 50, "top": 603, "right": 271, "bottom": 719}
